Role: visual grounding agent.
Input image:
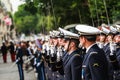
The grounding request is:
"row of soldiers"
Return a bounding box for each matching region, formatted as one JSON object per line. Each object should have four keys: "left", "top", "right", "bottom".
{"left": 14, "top": 24, "right": 120, "bottom": 80}
{"left": 41, "top": 24, "right": 120, "bottom": 80}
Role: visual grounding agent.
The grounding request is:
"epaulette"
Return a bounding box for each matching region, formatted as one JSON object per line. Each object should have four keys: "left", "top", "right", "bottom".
{"left": 90, "top": 52, "right": 98, "bottom": 55}
{"left": 74, "top": 54, "right": 80, "bottom": 57}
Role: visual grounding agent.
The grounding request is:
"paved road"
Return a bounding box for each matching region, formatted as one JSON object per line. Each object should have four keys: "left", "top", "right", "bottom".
{"left": 0, "top": 53, "right": 36, "bottom": 80}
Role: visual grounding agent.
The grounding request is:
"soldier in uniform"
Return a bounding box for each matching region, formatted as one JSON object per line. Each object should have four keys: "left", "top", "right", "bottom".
{"left": 8, "top": 41, "right": 16, "bottom": 62}
{"left": 33, "top": 37, "right": 46, "bottom": 80}
{"left": 16, "top": 41, "right": 30, "bottom": 80}
{"left": 48, "top": 30, "right": 64, "bottom": 80}
{"left": 34, "top": 46, "right": 46, "bottom": 80}
{"left": 101, "top": 25, "right": 119, "bottom": 80}
{"left": 1, "top": 41, "right": 8, "bottom": 63}
{"left": 59, "top": 28, "right": 82, "bottom": 80}
{"left": 109, "top": 26, "right": 120, "bottom": 80}
{"left": 76, "top": 25, "right": 109, "bottom": 80}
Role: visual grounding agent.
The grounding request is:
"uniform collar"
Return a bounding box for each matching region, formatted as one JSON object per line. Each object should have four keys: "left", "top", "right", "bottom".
{"left": 86, "top": 43, "right": 96, "bottom": 53}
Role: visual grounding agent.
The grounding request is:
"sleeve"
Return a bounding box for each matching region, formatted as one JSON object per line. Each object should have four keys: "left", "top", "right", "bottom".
{"left": 89, "top": 53, "right": 108, "bottom": 80}
{"left": 109, "top": 53, "right": 119, "bottom": 70}
{"left": 26, "top": 49, "right": 30, "bottom": 56}
{"left": 116, "top": 49, "right": 120, "bottom": 68}
{"left": 16, "top": 49, "right": 22, "bottom": 59}
{"left": 71, "top": 54, "right": 82, "bottom": 80}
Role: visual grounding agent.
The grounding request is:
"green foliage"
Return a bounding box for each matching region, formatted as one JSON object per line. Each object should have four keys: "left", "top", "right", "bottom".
{"left": 14, "top": 0, "right": 120, "bottom": 35}
{"left": 88, "top": 0, "right": 120, "bottom": 25}
{"left": 14, "top": 4, "right": 38, "bottom": 35}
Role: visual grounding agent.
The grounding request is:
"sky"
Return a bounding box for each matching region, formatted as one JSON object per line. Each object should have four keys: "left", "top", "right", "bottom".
{"left": 10, "top": 0, "right": 25, "bottom": 14}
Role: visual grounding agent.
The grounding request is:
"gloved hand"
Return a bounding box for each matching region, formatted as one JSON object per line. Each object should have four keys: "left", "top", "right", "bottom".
{"left": 37, "top": 62, "right": 41, "bottom": 67}
{"left": 98, "top": 42, "right": 104, "bottom": 49}
{"left": 15, "top": 58, "right": 20, "bottom": 63}
{"left": 34, "top": 58, "right": 37, "bottom": 66}
{"left": 110, "top": 43, "right": 116, "bottom": 55}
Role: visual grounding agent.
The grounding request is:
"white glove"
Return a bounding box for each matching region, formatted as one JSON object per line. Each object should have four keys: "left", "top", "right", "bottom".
{"left": 37, "top": 62, "right": 41, "bottom": 67}
{"left": 15, "top": 58, "right": 20, "bottom": 63}
{"left": 34, "top": 58, "right": 37, "bottom": 65}
{"left": 110, "top": 43, "right": 116, "bottom": 55}
{"left": 98, "top": 42, "right": 104, "bottom": 49}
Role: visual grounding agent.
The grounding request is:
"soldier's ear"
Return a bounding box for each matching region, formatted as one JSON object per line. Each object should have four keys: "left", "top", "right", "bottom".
{"left": 70, "top": 41, "right": 75, "bottom": 47}
{"left": 82, "top": 36, "right": 88, "bottom": 43}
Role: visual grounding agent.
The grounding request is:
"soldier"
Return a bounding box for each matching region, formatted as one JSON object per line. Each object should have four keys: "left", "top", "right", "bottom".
{"left": 34, "top": 46, "right": 46, "bottom": 80}
{"left": 59, "top": 28, "right": 82, "bottom": 80}
{"left": 8, "top": 41, "right": 16, "bottom": 62}
{"left": 34, "top": 37, "right": 46, "bottom": 80}
{"left": 101, "top": 25, "right": 119, "bottom": 80}
{"left": 48, "top": 30, "right": 64, "bottom": 80}
{"left": 96, "top": 26, "right": 107, "bottom": 49}
{"left": 25, "top": 41, "right": 34, "bottom": 71}
{"left": 1, "top": 41, "right": 8, "bottom": 63}
{"left": 16, "top": 41, "right": 30, "bottom": 80}
{"left": 110, "top": 27, "right": 120, "bottom": 80}
{"left": 76, "top": 25, "right": 109, "bottom": 80}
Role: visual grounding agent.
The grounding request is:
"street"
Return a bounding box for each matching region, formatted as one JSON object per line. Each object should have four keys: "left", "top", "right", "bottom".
{"left": 0, "top": 53, "right": 36, "bottom": 80}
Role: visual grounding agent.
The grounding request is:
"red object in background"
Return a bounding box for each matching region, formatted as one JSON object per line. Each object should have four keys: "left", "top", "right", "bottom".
{"left": 3, "top": 54, "right": 7, "bottom": 63}
{"left": 4, "top": 16, "right": 12, "bottom": 26}
{"left": 11, "top": 53, "right": 16, "bottom": 62}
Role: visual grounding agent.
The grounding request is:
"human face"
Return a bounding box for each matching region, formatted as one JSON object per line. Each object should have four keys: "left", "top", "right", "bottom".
{"left": 53, "top": 38, "right": 58, "bottom": 46}
{"left": 79, "top": 36, "right": 85, "bottom": 47}
{"left": 114, "top": 35, "right": 120, "bottom": 43}
{"left": 99, "top": 35, "right": 106, "bottom": 42}
{"left": 21, "top": 42, "right": 26, "bottom": 48}
{"left": 49, "top": 38, "right": 53, "bottom": 45}
{"left": 64, "top": 40, "right": 70, "bottom": 51}
{"left": 58, "top": 38, "right": 65, "bottom": 46}
{"left": 106, "top": 34, "right": 113, "bottom": 42}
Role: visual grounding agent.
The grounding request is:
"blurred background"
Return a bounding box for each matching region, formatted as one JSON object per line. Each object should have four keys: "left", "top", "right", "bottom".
{"left": 0, "top": 0, "right": 120, "bottom": 45}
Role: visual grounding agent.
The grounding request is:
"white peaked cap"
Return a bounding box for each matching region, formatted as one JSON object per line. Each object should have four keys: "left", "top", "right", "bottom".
{"left": 52, "top": 30, "right": 60, "bottom": 36}
{"left": 101, "top": 23, "right": 108, "bottom": 27}
{"left": 116, "top": 24, "right": 120, "bottom": 29}
{"left": 52, "top": 30, "right": 60, "bottom": 34}
{"left": 45, "top": 35, "right": 50, "bottom": 41}
{"left": 49, "top": 31, "right": 54, "bottom": 37}
{"left": 101, "top": 26, "right": 110, "bottom": 34}
{"left": 110, "top": 26, "right": 118, "bottom": 34}
{"left": 75, "top": 24, "right": 101, "bottom": 35}
{"left": 58, "top": 27, "right": 79, "bottom": 39}
{"left": 49, "top": 31, "right": 52, "bottom": 35}
{"left": 41, "top": 35, "right": 46, "bottom": 41}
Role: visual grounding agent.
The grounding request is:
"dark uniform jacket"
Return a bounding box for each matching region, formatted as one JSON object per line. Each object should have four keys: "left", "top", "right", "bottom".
{"left": 103, "top": 43, "right": 114, "bottom": 80}
{"left": 116, "top": 43, "right": 120, "bottom": 67}
{"left": 16, "top": 47, "right": 29, "bottom": 64}
{"left": 1, "top": 44, "right": 8, "bottom": 55}
{"left": 63, "top": 49, "right": 82, "bottom": 80}
{"left": 82, "top": 44, "right": 109, "bottom": 80}
{"left": 8, "top": 43, "right": 15, "bottom": 54}
{"left": 35, "top": 50, "right": 46, "bottom": 80}
{"left": 113, "top": 43, "right": 120, "bottom": 80}
{"left": 103, "top": 43, "right": 110, "bottom": 57}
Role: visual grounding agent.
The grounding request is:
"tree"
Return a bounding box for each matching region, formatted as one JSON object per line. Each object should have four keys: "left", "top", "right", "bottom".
{"left": 14, "top": 0, "right": 120, "bottom": 35}
{"left": 14, "top": 4, "right": 38, "bottom": 35}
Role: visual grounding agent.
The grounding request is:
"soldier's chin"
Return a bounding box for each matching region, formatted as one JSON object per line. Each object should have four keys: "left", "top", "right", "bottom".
{"left": 79, "top": 43, "right": 84, "bottom": 48}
